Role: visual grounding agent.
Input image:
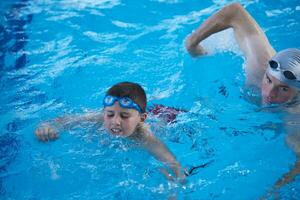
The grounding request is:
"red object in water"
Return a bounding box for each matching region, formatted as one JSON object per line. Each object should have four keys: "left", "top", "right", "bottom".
{"left": 148, "top": 104, "right": 186, "bottom": 123}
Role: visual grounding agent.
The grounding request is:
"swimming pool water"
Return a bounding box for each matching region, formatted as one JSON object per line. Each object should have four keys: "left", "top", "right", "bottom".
{"left": 1, "top": 0, "right": 300, "bottom": 199}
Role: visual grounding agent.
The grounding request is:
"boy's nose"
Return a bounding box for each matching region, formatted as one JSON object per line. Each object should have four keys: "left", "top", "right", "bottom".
{"left": 112, "top": 115, "right": 121, "bottom": 125}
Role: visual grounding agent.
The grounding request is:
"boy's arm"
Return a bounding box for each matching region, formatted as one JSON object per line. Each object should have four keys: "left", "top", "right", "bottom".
{"left": 185, "top": 3, "right": 275, "bottom": 69}
{"left": 135, "top": 124, "right": 185, "bottom": 182}
{"left": 35, "top": 111, "right": 103, "bottom": 142}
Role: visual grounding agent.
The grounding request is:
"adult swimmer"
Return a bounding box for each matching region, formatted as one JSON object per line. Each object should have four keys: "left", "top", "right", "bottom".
{"left": 185, "top": 2, "right": 300, "bottom": 197}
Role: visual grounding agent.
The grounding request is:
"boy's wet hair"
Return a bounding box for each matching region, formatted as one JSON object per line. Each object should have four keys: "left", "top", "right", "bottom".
{"left": 106, "top": 82, "right": 147, "bottom": 113}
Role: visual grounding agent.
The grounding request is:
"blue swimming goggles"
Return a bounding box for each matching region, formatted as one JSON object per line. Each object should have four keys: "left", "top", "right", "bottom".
{"left": 103, "top": 95, "right": 142, "bottom": 113}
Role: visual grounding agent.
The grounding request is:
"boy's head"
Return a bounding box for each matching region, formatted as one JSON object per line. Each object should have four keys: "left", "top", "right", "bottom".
{"left": 105, "top": 82, "right": 147, "bottom": 113}
{"left": 103, "top": 82, "right": 147, "bottom": 137}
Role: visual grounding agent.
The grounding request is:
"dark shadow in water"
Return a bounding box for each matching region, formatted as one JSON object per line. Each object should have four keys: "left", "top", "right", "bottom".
{"left": 0, "top": 132, "right": 19, "bottom": 196}
{"left": 0, "top": 0, "right": 32, "bottom": 72}
{"left": 0, "top": 0, "right": 33, "bottom": 196}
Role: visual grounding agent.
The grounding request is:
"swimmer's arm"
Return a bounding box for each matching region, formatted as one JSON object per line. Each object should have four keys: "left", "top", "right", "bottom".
{"left": 52, "top": 111, "right": 104, "bottom": 129}
{"left": 263, "top": 158, "right": 300, "bottom": 199}
{"left": 145, "top": 134, "right": 185, "bottom": 182}
{"left": 185, "top": 3, "right": 274, "bottom": 60}
{"left": 268, "top": 118, "right": 300, "bottom": 195}
{"left": 273, "top": 158, "right": 300, "bottom": 189}
{"left": 135, "top": 124, "right": 185, "bottom": 182}
{"left": 35, "top": 111, "right": 103, "bottom": 141}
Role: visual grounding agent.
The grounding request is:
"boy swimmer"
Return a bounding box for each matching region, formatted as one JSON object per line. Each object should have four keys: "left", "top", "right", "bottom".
{"left": 185, "top": 2, "right": 300, "bottom": 195}
{"left": 35, "top": 82, "right": 186, "bottom": 182}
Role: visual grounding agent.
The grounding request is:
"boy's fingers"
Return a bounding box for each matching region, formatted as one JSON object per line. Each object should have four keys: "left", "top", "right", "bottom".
{"left": 48, "top": 130, "right": 54, "bottom": 139}
{"left": 35, "top": 129, "right": 40, "bottom": 138}
{"left": 48, "top": 129, "right": 58, "bottom": 140}
{"left": 35, "top": 127, "right": 49, "bottom": 142}
{"left": 35, "top": 128, "right": 44, "bottom": 140}
{"left": 35, "top": 125, "right": 59, "bottom": 142}
{"left": 159, "top": 168, "right": 174, "bottom": 182}
{"left": 44, "top": 127, "right": 50, "bottom": 141}
{"left": 40, "top": 129, "right": 47, "bottom": 142}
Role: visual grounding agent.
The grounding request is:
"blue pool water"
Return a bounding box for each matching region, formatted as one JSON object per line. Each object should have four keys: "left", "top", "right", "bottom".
{"left": 1, "top": 0, "right": 300, "bottom": 199}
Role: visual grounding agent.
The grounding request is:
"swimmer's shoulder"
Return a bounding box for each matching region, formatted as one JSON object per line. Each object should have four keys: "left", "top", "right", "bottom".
{"left": 244, "top": 47, "right": 275, "bottom": 86}
{"left": 129, "top": 122, "right": 152, "bottom": 143}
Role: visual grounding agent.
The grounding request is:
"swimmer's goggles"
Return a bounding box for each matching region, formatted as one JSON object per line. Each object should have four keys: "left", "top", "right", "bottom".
{"left": 269, "top": 60, "right": 298, "bottom": 81}
{"left": 103, "top": 95, "right": 142, "bottom": 113}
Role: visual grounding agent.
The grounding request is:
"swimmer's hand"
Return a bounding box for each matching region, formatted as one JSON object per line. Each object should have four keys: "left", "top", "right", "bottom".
{"left": 35, "top": 123, "right": 59, "bottom": 142}
{"left": 177, "top": 170, "right": 187, "bottom": 184}
{"left": 160, "top": 167, "right": 187, "bottom": 184}
{"left": 185, "top": 35, "right": 207, "bottom": 57}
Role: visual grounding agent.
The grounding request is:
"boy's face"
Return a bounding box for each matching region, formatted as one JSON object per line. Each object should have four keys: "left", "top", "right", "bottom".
{"left": 103, "top": 101, "right": 146, "bottom": 137}
{"left": 261, "top": 72, "right": 297, "bottom": 104}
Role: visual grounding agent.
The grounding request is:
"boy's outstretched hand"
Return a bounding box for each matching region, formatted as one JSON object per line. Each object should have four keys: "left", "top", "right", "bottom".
{"left": 35, "top": 123, "right": 59, "bottom": 142}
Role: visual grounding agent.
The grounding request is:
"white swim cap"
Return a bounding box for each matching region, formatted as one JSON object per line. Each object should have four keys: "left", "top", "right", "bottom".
{"left": 267, "top": 48, "right": 300, "bottom": 90}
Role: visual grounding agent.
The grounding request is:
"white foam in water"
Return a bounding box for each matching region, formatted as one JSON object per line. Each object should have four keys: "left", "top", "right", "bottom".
{"left": 265, "top": 8, "right": 293, "bottom": 17}
{"left": 61, "top": 0, "right": 121, "bottom": 10}
{"left": 201, "top": 28, "right": 241, "bottom": 56}
{"left": 149, "top": 72, "right": 184, "bottom": 100}
{"left": 48, "top": 160, "right": 60, "bottom": 180}
{"left": 83, "top": 31, "right": 124, "bottom": 43}
{"left": 111, "top": 20, "right": 140, "bottom": 29}
{"left": 152, "top": 0, "right": 180, "bottom": 4}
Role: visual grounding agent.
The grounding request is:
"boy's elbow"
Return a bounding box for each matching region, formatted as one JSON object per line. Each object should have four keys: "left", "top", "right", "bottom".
{"left": 226, "top": 3, "right": 244, "bottom": 12}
